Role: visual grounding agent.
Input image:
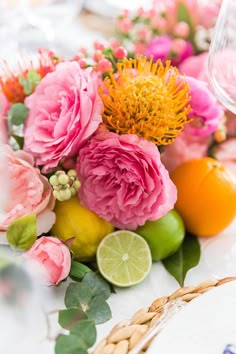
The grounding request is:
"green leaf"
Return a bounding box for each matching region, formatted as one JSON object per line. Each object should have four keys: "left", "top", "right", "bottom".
{"left": 58, "top": 308, "right": 87, "bottom": 330}
{"left": 163, "top": 233, "right": 201, "bottom": 286}
{"left": 177, "top": 2, "right": 195, "bottom": 43}
{"left": 86, "top": 295, "right": 112, "bottom": 324}
{"left": 70, "top": 319, "right": 96, "bottom": 348}
{"left": 65, "top": 282, "right": 93, "bottom": 310}
{"left": 19, "top": 69, "right": 41, "bottom": 95}
{"left": 12, "top": 134, "right": 24, "bottom": 149}
{"left": 55, "top": 334, "right": 88, "bottom": 354}
{"left": 7, "top": 214, "right": 37, "bottom": 251}
{"left": 82, "top": 272, "right": 111, "bottom": 300}
{"left": 8, "top": 103, "right": 29, "bottom": 126}
{"left": 69, "top": 261, "right": 91, "bottom": 281}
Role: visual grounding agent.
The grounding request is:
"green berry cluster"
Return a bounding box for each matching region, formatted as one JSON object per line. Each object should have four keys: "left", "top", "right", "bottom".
{"left": 49, "top": 169, "right": 81, "bottom": 201}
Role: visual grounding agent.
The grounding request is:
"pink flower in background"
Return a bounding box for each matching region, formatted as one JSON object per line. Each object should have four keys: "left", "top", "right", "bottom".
{"left": 24, "top": 61, "right": 103, "bottom": 172}
{"left": 0, "top": 94, "right": 10, "bottom": 143}
{"left": 185, "top": 76, "right": 224, "bottom": 136}
{"left": 0, "top": 145, "right": 55, "bottom": 243}
{"left": 76, "top": 130, "right": 177, "bottom": 230}
{"left": 145, "top": 35, "right": 193, "bottom": 66}
{"left": 179, "top": 52, "right": 211, "bottom": 86}
{"left": 214, "top": 138, "right": 236, "bottom": 176}
{"left": 25, "top": 237, "right": 71, "bottom": 285}
{"left": 198, "top": 2, "right": 221, "bottom": 29}
{"left": 161, "top": 129, "right": 211, "bottom": 173}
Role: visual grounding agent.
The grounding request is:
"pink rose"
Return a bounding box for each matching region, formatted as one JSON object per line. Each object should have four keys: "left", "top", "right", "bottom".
{"left": 24, "top": 61, "right": 103, "bottom": 172}
{"left": 25, "top": 237, "right": 71, "bottom": 285}
{"left": 214, "top": 138, "right": 236, "bottom": 176}
{"left": 161, "top": 129, "right": 211, "bottom": 173}
{"left": 76, "top": 130, "right": 177, "bottom": 230}
{"left": 185, "top": 76, "right": 224, "bottom": 136}
{"left": 0, "top": 145, "right": 55, "bottom": 243}
{"left": 0, "top": 93, "right": 10, "bottom": 143}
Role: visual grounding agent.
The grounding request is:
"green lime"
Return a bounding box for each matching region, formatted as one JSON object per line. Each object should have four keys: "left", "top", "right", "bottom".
{"left": 96, "top": 230, "right": 152, "bottom": 287}
{"left": 135, "top": 210, "right": 185, "bottom": 261}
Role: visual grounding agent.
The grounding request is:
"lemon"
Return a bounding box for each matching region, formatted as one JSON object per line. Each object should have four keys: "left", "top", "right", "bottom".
{"left": 51, "top": 197, "right": 114, "bottom": 262}
{"left": 96, "top": 230, "right": 152, "bottom": 287}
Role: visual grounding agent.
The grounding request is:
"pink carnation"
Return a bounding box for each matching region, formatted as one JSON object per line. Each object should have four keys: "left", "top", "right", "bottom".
{"left": 0, "top": 94, "right": 10, "bottom": 143}
{"left": 24, "top": 61, "right": 103, "bottom": 172}
{"left": 185, "top": 76, "right": 224, "bottom": 136}
{"left": 25, "top": 237, "right": 71, "bottom": 285}
{"left": 214, "top": 138, "right": 236, "bottom": 176}
{"left": 0, "top": 145, "right": 55, "bottom": 243}
{"left": 161, "top": 129, "right": 211, "bottom": 173}
{"left": 76, "top": 131, "right": 177, "bottom": 230}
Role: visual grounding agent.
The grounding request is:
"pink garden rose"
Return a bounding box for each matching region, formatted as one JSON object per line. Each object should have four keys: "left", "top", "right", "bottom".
{"left": 76, "top": 130, "right": 177, "bottom": 230}
{"left": 24, "top": 61, "right": 103, "bottom": 172}
{"left": 214, "top": 138, "right": 236, "bottom": 176}
{"left": 161, "top": 129, "right": 211, "bottom": 173}
{"left": 184, "top": 76, "right": 224, "bottom": 136}
{"left": 0, "top": 145, "right": 55, "bottom": 243}
{"left": 25, "top": 237, "right": 71, "bottom": 285}
{"left": 0, "top": 93, "right": 10, "bottom": 143}
{"left": 145, "top": 35, "right": 193, "bottom": 66}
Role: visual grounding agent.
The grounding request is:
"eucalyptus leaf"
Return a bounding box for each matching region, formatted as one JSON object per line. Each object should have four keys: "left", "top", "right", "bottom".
{"left": 82, "top": 272, "right": 111, "bottom": 300}
{"left": 162, "top": 233, "right": 201, "bottom": 286}
{"left": 55, "top": 334, "right": 88, "bottom": 354}
{"left": 19, "top": 70, "right": 41, "bottom": 95}
{"left": 69, "top": 261, "right": 91, "bottom": 281}
{"left": 58, "top": 308, "right": 87, "bottom": 330}
{"left": 12, "top": 134, "right": 24, "bottom": 149}
{"left": 7, "top": 214, "right": 37, "bottom": 251}
{"left": 86, "top": 295, "right": 112, "bottom": 325}
{"left": 70, "top": 320, "right": 96, "bottom": 348}
{"left": 8, "top": 103, "right": 29, "bottom": 126}
{"left": 65, "top": 283, "right": 93, "bottom": 310}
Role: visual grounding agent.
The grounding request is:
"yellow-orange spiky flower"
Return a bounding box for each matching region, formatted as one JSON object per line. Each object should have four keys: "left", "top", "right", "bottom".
{"left": 99, "top": 57, "right": 191, "bottom": 145}
{"left": 0, "top": 49, "right": 59, "bottom": 103}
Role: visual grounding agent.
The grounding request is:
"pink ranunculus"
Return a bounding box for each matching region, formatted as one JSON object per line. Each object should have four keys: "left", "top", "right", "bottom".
{"left": 0, "top": 93, "right": 10, "bottom": 143}
{"left": 214, "top": 138, "right": 236, "bottom": 176}
{"left": 25, "top": 237, "right": 71, "bottom": 285}
{"left": 76, "top": 130, "right": 177, "bottom": 230}
{"left": 184, "top": 76, "right": 224, "bottom": 136}
{"left": 23, "top": 61, "right": 103, "bottom": 172}
{"left": 161, "top": 128, "right": 211, "bottom": 173}
{"left": 145, "top": 35, "right": 193, "bottom": 67}
{"left": 0, "top": 145, "right": 55, "bottom": 243}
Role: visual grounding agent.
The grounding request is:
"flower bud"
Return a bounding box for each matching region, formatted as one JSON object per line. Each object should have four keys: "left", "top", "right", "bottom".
{"left": 49, "top": 175, "right": 59, "bottom": 186}
{"left": 114, "top": 46, "right": 128, "bottom": 60}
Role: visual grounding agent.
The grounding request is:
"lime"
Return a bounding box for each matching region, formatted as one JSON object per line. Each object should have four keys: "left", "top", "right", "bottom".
{"left": 135, "top": 210, "right": 185, "bottom": 261}
{"left": 51, "top": 197, "right": 114, "bottom": 262}
{"left": 96, "top": 230, "right": 152, "bottom": 287}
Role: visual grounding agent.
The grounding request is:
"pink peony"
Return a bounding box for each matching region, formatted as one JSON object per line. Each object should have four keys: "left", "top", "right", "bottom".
{"left": 0, "top": 145, "right": 55, "bottom": 243}
{"left": 161, "top": 128, "right": 211, "bottom": 173}
{"left": 145, "top": 35, "right": 193, "bottom": 66}
{"left": 76, "top": 130, "right": 177, "bottom": 230}
{"left": 214, "top": 138, "right": 236, "bottom": 176}
{"left": 0, "top": 93, "right": 10, "bottom": 143}
{"left": 25, "top": 237, "right": 71, "bottom": 285}
{"left": 24, "top": 61, "right": 103, "bottom": 172}
{"left": 185, "top": 76, "right": 224, "bottom": 136}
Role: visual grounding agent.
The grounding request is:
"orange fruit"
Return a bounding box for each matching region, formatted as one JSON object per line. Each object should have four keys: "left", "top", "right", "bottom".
{"left": 171, "top": 157, "right": 236, "bottom": 237}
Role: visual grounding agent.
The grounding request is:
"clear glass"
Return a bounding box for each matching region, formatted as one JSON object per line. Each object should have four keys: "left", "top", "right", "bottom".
{"left": 208, "top": 0, "right": 236, "bottom": 114}
{"left": 0, "top": 0, "right": 83, "bottom": 59}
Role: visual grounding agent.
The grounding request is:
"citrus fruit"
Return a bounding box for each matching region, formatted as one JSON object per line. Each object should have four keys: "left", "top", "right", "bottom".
{"left": 96, "top": 230, "right": 152, "bottom": 287}
{"left": 135, "top": 210, "right": 185, "bottom": 261}
{"left": 171, "top": 157, "right": 236, "bottom": 237}
{"left": 51, "top": 197, "right": 114, "bottom": 261}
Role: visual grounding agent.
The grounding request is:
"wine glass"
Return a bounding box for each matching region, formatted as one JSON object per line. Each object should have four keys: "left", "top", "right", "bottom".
{"left": 208, "top": 0, "right": 236, "bottom": 114}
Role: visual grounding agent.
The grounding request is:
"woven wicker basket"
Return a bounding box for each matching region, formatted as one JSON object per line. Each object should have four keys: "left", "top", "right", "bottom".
{"left": 93, "top": 277, "right": 236, "bottom": 354}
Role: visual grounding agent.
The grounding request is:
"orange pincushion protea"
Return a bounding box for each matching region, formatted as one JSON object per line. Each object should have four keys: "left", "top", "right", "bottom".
{"left": 99, "top": 57, "right": 191, "bottom": 145}
{"left": 0, "top": 49, "right": 59, "bottom": 103}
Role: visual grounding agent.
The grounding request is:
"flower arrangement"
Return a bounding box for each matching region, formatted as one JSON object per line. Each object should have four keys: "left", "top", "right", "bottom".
{"left": 0, "top": 1, "right": 236, "bottom": 353}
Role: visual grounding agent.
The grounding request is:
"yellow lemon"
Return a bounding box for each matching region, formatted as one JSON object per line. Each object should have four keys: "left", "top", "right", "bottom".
{"left": 51, "top": 197, "right": 114, "bottom": 262}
